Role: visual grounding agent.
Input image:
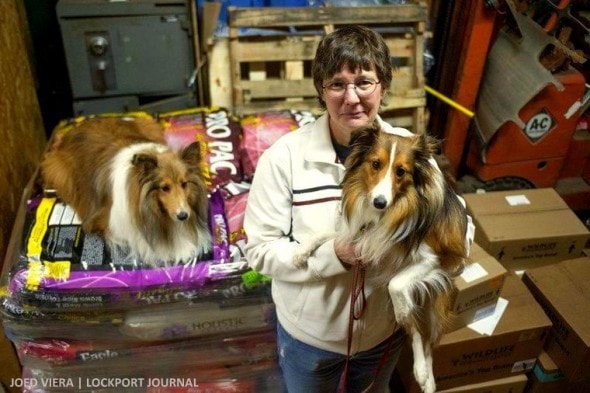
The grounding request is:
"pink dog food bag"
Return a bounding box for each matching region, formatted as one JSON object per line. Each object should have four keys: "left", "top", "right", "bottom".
{"left": 160, "top": 107, "right": 243, "bottom": 190}
{"left": 239, "top": 110, "right": 315, "bottom": 181}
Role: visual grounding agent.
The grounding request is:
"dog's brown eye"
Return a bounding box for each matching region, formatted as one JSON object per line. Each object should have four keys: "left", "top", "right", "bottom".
{"left": 371, "top": 160, "right": 380, "bottom": 170}
{"left": 161, "top": 185, "right": 171, "bottom": 192}
{"left": 395, "top": 167, "right": 406, "bottom": 177}
{"left": 181, "top": 181, "right": 188, "bottom": 189}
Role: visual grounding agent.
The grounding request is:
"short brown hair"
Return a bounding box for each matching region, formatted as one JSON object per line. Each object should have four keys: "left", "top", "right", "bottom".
{"left": 312, "top": 25, "right": 392, "bottom": 109}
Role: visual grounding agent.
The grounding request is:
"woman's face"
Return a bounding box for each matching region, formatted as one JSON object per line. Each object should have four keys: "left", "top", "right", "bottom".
{"left": 322, "top": 65, "right": 385, "bottom": 146}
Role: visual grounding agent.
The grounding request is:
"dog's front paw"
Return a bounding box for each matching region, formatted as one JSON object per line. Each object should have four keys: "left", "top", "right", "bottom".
{"left": 414, "top": 360, "right": 435, "bottom": 393}
{"left": 413, "top": 357, "right": 428, "bottom": 386}
{"left": 422, "top": 375, "right": 436, "bottom": 393}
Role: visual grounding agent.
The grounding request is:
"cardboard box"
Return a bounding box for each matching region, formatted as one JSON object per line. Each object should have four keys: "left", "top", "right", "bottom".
{"left": 527, "top": 350, "right": 590, "bottom": 393}
{"left": 450, "top": 243, "right": 507, "bottom": 331}
{"left": 439, "top": 374, "right": 528, "bottom": 393}
{"left": 527, "top": 351, "right": 565, "bottom": 393}
{"left": 398, "top": 274, "right": 551, "bottom": 391}
{"left": 463, "top": 188, "right": 590, "bottom": 272}
{"left": 522, "top": 257, "right": 590, "bottom": 382}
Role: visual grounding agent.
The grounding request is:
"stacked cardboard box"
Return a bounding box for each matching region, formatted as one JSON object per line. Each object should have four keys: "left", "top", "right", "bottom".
{"left": 449, "top": 243, "right": 507, "bottom": 331}
{"left": 523, "top": 257, "right": 590, "bottom": 390}
{"left": 526, "top": 350, "right": 590, "bottom": 393}
{"left": 527, "top": 351, "right": 566, "bottom": 393}
{"left": 462, "top": 188, "right": 590, "bottom": 273}
{"left": 398, "top": 274, "right": 552, "bottom": 392}
{"left": 434, "top": 188, "right": 590, "bottom": 393}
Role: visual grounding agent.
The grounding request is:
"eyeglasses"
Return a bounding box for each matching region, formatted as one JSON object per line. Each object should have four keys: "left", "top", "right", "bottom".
{"left": 322, "top": 80, "right": 380, "bottom": 98}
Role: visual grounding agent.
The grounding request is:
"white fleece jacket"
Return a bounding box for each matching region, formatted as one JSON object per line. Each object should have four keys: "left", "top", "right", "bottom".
{"left": 244, "top": 113, "right": 426, "bottom": 355}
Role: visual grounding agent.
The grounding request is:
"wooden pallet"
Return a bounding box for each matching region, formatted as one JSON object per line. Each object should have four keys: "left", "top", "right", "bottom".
{"left": 225, "top": 4, "right": 427, "bottom": 132}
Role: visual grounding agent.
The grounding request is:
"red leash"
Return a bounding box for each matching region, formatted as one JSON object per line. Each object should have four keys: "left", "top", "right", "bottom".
{"left": 341, "top": 263, "right": 398, "bottom": 393}
{"left": 342, "top": 263, "right": 367, "bottom": 392}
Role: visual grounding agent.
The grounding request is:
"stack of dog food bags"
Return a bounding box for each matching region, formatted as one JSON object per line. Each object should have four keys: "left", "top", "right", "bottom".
{"left": 0, "top": 107, "right": 316, "bottom": 392}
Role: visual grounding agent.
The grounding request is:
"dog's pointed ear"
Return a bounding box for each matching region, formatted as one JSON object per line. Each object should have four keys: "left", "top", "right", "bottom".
{"left": 346, "top": 120, "right": 380, "bottom": 169}
{"left": 414, "top": 131, "right": 440, "bottom": 162}
{"left": 132, "top": 152, "right": 158, "bottom": 172}
{"left": 179, "top": 142, "right": 203, "bottom": 168}
{"left": 412, "top": 131, "right": 446, "bottom": 214}
{"left": 349, "top": 119, "right": 380, "bottom": 147}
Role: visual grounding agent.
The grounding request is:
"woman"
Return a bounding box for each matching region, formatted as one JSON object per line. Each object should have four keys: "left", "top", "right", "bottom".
{"left": 244, "top": 25, "right": 410, "bottom": 392}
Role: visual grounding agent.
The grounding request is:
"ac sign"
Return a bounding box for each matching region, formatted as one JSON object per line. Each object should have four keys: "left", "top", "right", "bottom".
{"left": 524, "top": 110, "right": 554, "bottom": 142}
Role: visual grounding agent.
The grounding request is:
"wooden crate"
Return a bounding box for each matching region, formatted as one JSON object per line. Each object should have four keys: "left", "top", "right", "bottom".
{"left": 225, "top": 4, "right": 427, "bottom": 132}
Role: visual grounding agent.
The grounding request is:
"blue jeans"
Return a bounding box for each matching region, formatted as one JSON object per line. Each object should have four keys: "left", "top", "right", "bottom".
{"left": 276, "top": 323, "right": 406, "bottom": 393}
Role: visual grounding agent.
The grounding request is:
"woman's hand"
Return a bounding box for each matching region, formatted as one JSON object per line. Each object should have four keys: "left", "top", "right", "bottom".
{"left": 334, "top": 237, "right": 362, "bottom": 267}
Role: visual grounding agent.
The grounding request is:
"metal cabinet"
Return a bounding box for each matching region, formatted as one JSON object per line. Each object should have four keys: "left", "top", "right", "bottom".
{"left": 57, "top": 0, "right": 196, "bottom": 114}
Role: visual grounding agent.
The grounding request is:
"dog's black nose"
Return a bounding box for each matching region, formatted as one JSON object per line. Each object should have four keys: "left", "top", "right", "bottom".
{"left": 177, "top": 211, "right": 189, "bottom": 221}
{"left": 373, "top": 195, "right": 387, "bottom": 210}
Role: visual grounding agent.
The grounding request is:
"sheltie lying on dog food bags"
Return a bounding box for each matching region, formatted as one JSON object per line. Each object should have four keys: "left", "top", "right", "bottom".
{"left": 40, "top": 113, "right": 214, "bottom": 266}
{"left": 0, "top": 111, "right": 267, "bottom": 312}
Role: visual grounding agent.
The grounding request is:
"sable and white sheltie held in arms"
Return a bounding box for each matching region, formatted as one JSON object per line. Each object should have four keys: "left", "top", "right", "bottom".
{"left": 294, "top": 122, "right": 471, "bottom": 393}
{"left": 41, "top": 117, "right": 211, "bottom": 266}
